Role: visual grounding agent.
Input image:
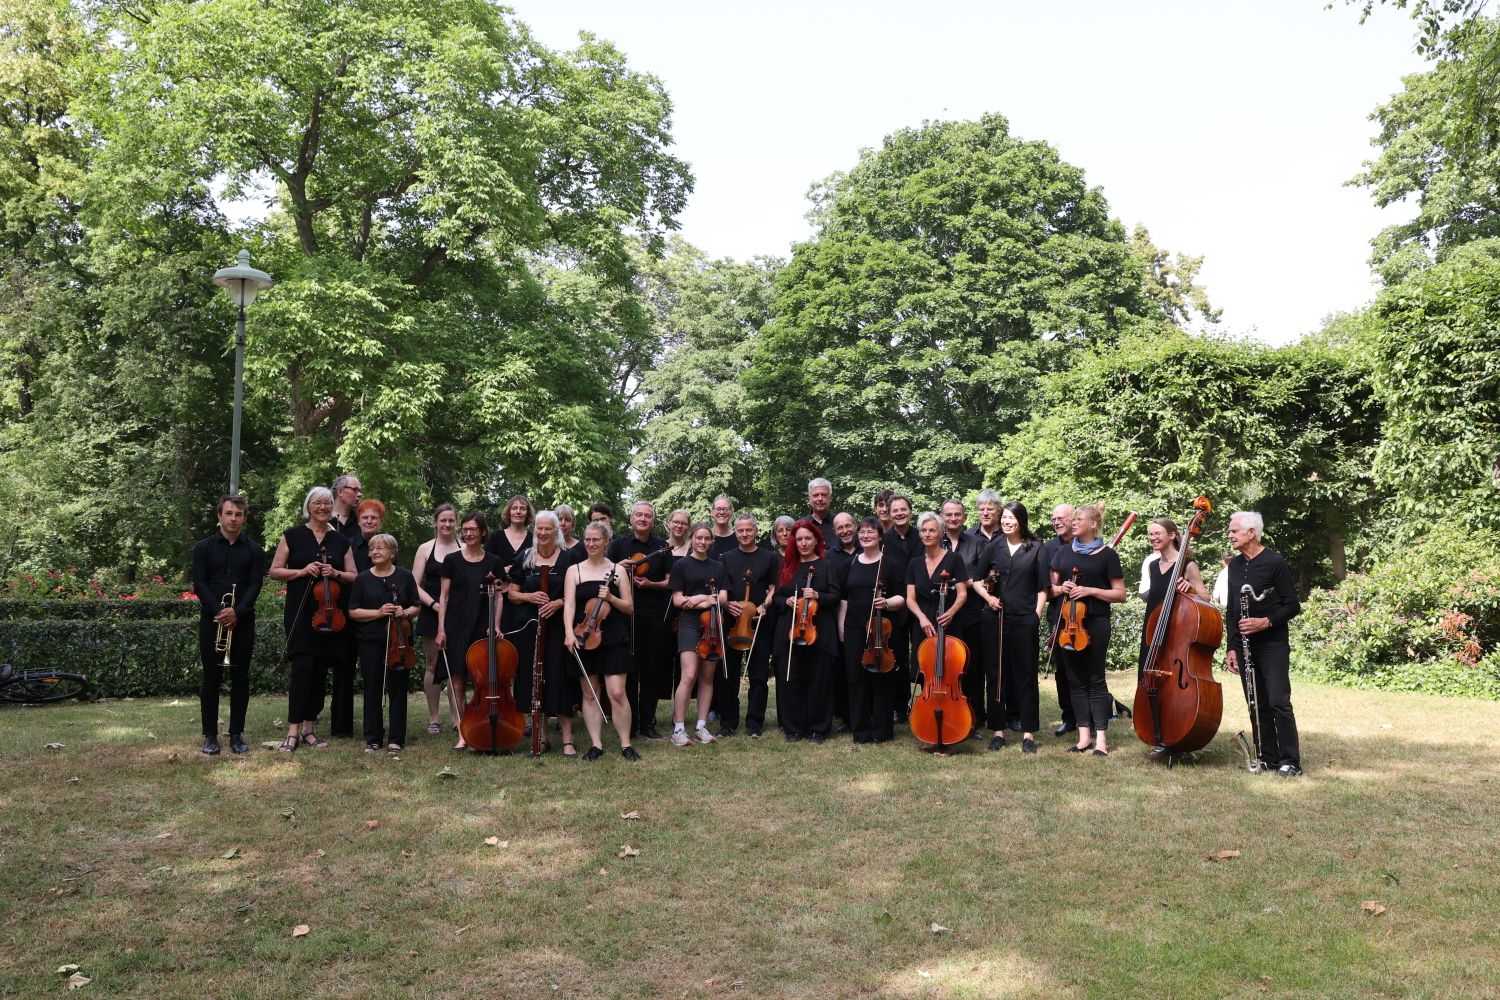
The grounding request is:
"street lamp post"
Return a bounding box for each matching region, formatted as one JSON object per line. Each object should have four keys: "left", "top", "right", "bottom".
{"left": 211, "top": 249, "right": 272, "bottom": 496}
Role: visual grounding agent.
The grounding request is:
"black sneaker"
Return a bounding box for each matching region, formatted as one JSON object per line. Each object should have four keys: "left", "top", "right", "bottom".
{"left": 1275, "top": 763, "right": 1304, "bottom": 778}
{"left": 747, "top": 729, "right": 762, "bottom": 739}
{"left": 718, "top": 726, "right": 736, "bottom": 739}
{"left": 201, "top": 736, "right": 221, "bottom": 756}
{"left": 987, "top": 735, "right": 1006, "bottom": 751}
{"left": 582, "top": 746, "right": 604, "bottom": 762}
{"left": 1054, "top": 722, "right": 1076, "bottom": 737}
{"left": 1022, "top": 737, "right": 1037, "bottom": 754}
{"left": 810, "top": 732, "right": 826, "bottom": 745}
{"left": 228, "top": 734, "right": 249, "bottom": 754}
{"left": 621, "top": 746, "right": 641, "bottom": 761}
{"left": 786, "top": 731, "right": 804, "bottom": 742}
{"left": 642, "top": 725, "right": 664, "bottom": 741}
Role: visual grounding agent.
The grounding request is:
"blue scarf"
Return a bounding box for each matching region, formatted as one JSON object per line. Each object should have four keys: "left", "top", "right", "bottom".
{"left": 1071, "top": 537, "right": 1104, "bottom": 555}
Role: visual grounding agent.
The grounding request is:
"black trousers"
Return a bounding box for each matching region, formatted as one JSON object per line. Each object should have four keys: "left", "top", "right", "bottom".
{"left": 288, "top": 651, "right": 336, "bottom": 725}
{"left": 326, "top": 638, "right": 358, "bottom": 737}
{"left": 974, "top": 611, "right": 1004, "bottom": 731}
{"left": 892, "top": 621, "right": 913, "bottom": 718}
{"left": 843, "top": 641, "right": 899, "bottom": 742}
{"left": 358, "top": 639, "right": 409, "bottom": 746}
{"left": 1241, "top": 638, "right": 1300, "bottom": 768}
{"left": 629, "top": 613, "right": 674, "bottom": 735}
{"left": 198, "top": 614, "right": 254, "bottom": 736}
{"left": 1045, "top": 604, "right": 1074, "bottom": 725}
{"left": 1058, "top": 617, "right": 1111, "bottom": 731}
{"left": 999, "top": 613, "right": 1041, "bottom": 733}
{"left": 779, "top": 646, "right": 832, "bottom": 736}
{"left": 715, "top": 621, "right": 774, "bottom": 730}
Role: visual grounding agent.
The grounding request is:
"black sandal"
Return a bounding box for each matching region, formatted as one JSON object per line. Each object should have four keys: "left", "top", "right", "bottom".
{"left": 278, "top": 735, "right": 298, "bottom": 753}
{"left": 582, "top": 745, "right": 604, "bottom": 762}
{"left": 301, "top": 733, "right": 328, "bottom": 748}
{"left": 562, "top": 741, "right": 578, "bottom": 758}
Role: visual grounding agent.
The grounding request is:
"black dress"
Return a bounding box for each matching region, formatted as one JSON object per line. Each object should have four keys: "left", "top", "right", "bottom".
{"left": 281, "top": 525, "right": 352, "bottom": 661}
{"left": 978, "top": 538, "right": 1049, "bottom": 732}
{"left": 570, "top": 566, "right": 632, "bottom": 676}
{"left": 841, "top": 553, "right": 907, "bottom": 742}
{"left": 439, "top": 549, "right": 505, "bottom": 678}
{"left": 770, "top": 557, "right": 841, "bottom": 737}
{"left": 509, "top": 549, "right": 577, "bottom": 716}
{"left": 414, "top": 540, "right": 458, "bottom": 639}
{"left": 1138, "top": 555, "right": 1197, "bottom": 678}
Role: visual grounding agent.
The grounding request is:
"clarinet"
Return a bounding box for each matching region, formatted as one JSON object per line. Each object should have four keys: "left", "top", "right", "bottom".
{"left": 1234, "top": 582, "right": 1273, "bottom": 773}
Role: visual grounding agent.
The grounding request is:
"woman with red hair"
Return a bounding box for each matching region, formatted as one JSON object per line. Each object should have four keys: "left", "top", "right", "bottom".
{"left": 770, "top": 520, "right": 841, "bottom": 743}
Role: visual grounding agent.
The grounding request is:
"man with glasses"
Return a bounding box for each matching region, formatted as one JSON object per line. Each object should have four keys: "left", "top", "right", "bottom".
{"left": 330, "top": 474, "right": 363, "bottom": 539}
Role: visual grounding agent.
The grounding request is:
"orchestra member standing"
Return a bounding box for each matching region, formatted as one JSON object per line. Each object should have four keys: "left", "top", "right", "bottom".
{"left": 971, "top": 502, "right": 1048, "bottom": 753}
{"left": 838, "top": 517, "right": 907, "bottom": 743}
{"left": 564, "top": 521, "right": 640, "bottom": 761}
{"left": 1049, "top": 504, "right": 1126, "bottom": 756}
{"left": 872, "top": 489, "right": 895, "bottom": 533}
{"left": 1042, "top": 504, "right": 1077, "bottom": 736}
{"left": 412, "top": 504, "right": 459, "bottom": 735}
{"left": 883, "top": 494, "right": 921, "bottom": 717}
{"left": 331, "top": 498, "right": 386, "bottom": 739}
{"left": 906, "top": 511, "right": 972, "bottom": 750}
{"left": 508, "top": 510, "right": 579, "bottom": 756}
{"left": 608, "top": 502, "right": 671, "bottom": 741}
{"left": 715, "top": 513, "right": 780, "bottom": 738}
{"left": 555, "top": 504, "right": 583, "bottom": 558}
{"left": 329, "top": 474, "right": 363, "bottom": 538}
{"left": 771, "top": 520, "right": 841, "bottom": 743}
{"left": 941, "top": 499, "right": 986, "bottom": 734}
{"left": 1223, "top": 512, "right": 1303, "bottom": 777}
{"left": 348, "top": 533, "right": 420, "bottom": 754}
{"left": 1138, "top": 516, "right": 1208, "bottom": 679}
{"left": 436, "top": 512, "right": 504, "bottom": 752}
{"left": 709, "top": 496, "right": 739, "bottom": 557}
{"left": 190, "top": 495, "right": 264, "bottom": 755}
{"left": 668, "top": 522, "right": 725, "bottom": 746}
{"left": 807, "top": 478, "right": 839, "bottom": 550}
{"left": 268, "top": 487, "right": 357, "bottom": 752}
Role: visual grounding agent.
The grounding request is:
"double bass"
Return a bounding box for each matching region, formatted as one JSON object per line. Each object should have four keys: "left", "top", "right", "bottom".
{"left": 1133, "top": 497, "right": 1223, "bottom": 757}
{"left": 460, "top": 573, "right": 524, "bottom": 753}
{"left": 909, "top": 572, "right": 973, "bottom": 751}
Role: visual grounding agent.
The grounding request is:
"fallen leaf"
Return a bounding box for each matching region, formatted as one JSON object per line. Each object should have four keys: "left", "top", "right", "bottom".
{"left": 151, "top": 865, "right": 174, "bottom": 877}
{"left": 273, "top": 719, "right": 283, "bottom": 727}
{"left": 260, "top": 741, "right": 280, "bottom": 750}
{"left": 66, "top": 972, "right": 91, "bottom": 989}
{"left": 220, "top": 848, "right": 241, "bottom": 860}
{"left": 1209, "top": 850, "right": 1241, "bottom": 862}
{"left": 66, "top": 776, "right": 79, "bottom": 784}
{"left": 617, "top": 845, "right": 640, "bottom": 859}
{"left": 619, "top": 810, "right": 641, "bottom": 820}
{"left": 400, "top": 849, "right": 415, "bottom": 858}
{"left": 930, "top": 922, "right": 950, "bottom": 934}
{"left": 165, "top": 752, "right": 180, "bottom": 763}
{"left": 168, "top": 699, "right": 181, "bottom": 706}
{"left": 1381, "top": 870, "right": 1401, "bottom": 886}
{"left": 56, "top": 965, "right": 79, "bottom": 974}
{"left": 45, "top": 742, "right": 66, "bottom": 749}
{"left": 279, "top": 808, "right": 296, "bottom": 821}
{"left": 145, "top": 731, "right": 157, "bottom": 740}
{"left": 364, "top": 820, "right": 380, "bottom": 830}
{"left": 152, "top": 832, "right": 172, "bottom": 840}
{"left": 730, "top": 982, "right": 744, "bottom": 989}
{"left": 292, "top": 924, "right": 311, "bottom": 937}
{"left": 1361, "top": 900, "right": 1388, "bottom": 916}
{"left": 436, "top": 766, "right": 458, "bottom": 779}
{"left": 313, "top": 849, "right": 326, "bottom": 859}
{"left": 455, "top": 926, "right": 471, "bottom": 937}
{"left": 483, "top": 836, "right": 508, "bottom": 848}
{"left": 597, "top": 867, "right": 608, "bottom": 876}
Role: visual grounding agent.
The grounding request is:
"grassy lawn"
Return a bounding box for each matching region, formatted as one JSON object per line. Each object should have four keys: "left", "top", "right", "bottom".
{"left": 3, "top": 671, "right": 1498, "bottom": 999}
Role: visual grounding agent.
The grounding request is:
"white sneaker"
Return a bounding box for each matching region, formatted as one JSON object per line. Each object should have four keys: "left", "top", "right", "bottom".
{"left": 696, "top": 726, "right": 716, "bottom": 744}
{"left": 671, "top": 729, "right": 691, "bottom": 747}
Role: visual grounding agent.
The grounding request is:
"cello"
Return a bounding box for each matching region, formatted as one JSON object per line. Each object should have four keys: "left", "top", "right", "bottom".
{"left": 909, "top": 572, "right": 973, "bottom": 751}
{"left": 460, "top": 573, "right": 524, "bottom": 754}
{"left": 1132, "top": 497, "right": 1223, "bottom": 758}
{"left": 860, "top": 555, "right": 896, "bottom": 674}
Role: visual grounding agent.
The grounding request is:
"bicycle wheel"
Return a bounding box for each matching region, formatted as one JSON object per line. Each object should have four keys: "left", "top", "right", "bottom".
{"left": 0, "top": 672, "right": 92, "bottom": 704}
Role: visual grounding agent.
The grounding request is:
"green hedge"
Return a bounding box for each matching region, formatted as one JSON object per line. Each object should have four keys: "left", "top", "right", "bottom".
{"left": 0, "top": 598, "right": 196, "bottom": 621}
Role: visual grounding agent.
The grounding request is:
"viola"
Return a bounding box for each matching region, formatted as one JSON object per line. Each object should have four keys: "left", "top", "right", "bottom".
{"left": 530, "top": 563, "right": 551, "bottom": 759}
{"left": 860, "top": 555, "right": 895, "bottom": 674}
{"left": 384, "top": 579, "right": 416, "bottom": 670}
{"left": 573, "top": 565, "right": 617, "bottom": 651}
{"left": 696, "top": 578, "right": 724, "bottom": 663}
{"left": 909, "top": 571, "right": 973, "bottom": 750}
{"left": 1133, "top": 496, "right": 1224, "bottom": 757}
{"left": 624, "top": 548, "right": 668, "bottom": 578}
{"left": 727, "top": 571, "right": 757, "bottom": 652}
{"left": 461, "top": 573, "right": 524, "bottom": 753}
{"left": 310, "top": 544, "right": 346, "bottom": 634}
{"left": 789, "top": 566, "right": 818, "bottom": 647}
{"left": 1057, "top": 569, "right": 1089, "bottom": 652}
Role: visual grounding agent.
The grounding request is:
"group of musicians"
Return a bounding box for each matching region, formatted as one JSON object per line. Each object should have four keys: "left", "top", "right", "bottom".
{"left": 189, "top": 477, "right": 1304, "bottom": 776}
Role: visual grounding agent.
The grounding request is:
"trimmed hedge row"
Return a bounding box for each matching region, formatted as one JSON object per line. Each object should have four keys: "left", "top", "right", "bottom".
{"left": 0, "top": 598, "right": 197, "bottom": 621}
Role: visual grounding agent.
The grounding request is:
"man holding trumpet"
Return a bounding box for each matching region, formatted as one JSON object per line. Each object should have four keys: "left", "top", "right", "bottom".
{"left": 191, "top": 495, "right": 265, "bottom": 755}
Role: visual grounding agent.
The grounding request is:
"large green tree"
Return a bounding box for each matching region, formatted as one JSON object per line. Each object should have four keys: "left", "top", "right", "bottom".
{"left": 742, "top": 114, "right": 1154, "bottom": 512}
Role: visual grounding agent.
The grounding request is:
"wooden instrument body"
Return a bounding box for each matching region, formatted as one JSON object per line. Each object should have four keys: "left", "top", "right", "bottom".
{"left": 385, "top": 580, "right": 416, "bottom": 669}
{"left": 574, "top": 566, "right": 617, "bottom": 651}
{"left": 1057, "top": 569, "right": 1088, "bottom": 652}
{"left": 861, "top": 616, "right": 895, "bottom": 673}
{"left": 728, "top": 573, "right": 756, "bottom": 652}
{"left": 789, "top": 567, "right": 818, "bottom": 647}
{"left": 461, "top": 582, "right": 524, "bottom": 752}
{"left": 909, "top": 576, "right": 973, "bottom": 748}
{"left": 1133, "top": 595, "right": 1223, "bottom": 752}
{"left": 310, "top": 545, "right": 346, "bottom": 634}
{"left": 697, "top": 577, "right": 723, "bottom": 662}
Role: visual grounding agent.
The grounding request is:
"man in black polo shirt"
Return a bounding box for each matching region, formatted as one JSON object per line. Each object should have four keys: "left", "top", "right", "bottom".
{"left": 709, "top": 495, "right": 738, "bottom": 557}
{"left": 329, "top": 473, "right": 363, "bottom": 538}
{"left": 608, "top": 502, "right": 671, "bottom": 739}
{"left": 715, "top": 514, "right": 780, "bottom": 737}
{"left": 1041, "top": 503, "right": 1077, "bottom": 736}
{"left": 807, "top": 477, "right": 839, "bottom": 551}
{"left": 190, "top": 495, "right": 265, "bottom": 755}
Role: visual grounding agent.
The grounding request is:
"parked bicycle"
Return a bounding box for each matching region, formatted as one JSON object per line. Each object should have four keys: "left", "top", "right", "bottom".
{"left": 0, "top": 662, "right": 93, "bottom": 703}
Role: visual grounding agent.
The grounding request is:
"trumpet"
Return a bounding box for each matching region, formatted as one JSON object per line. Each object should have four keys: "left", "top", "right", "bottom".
{"left": 215, "top": 586, "right": 236, "bottom": 667}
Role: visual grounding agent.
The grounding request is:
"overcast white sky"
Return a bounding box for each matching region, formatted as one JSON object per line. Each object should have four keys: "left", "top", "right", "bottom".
{"left": 510, "top": 0, "right": 1426, "bottom": 345}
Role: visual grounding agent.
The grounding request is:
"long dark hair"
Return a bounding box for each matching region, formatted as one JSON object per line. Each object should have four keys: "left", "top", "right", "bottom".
{"left": 1003, "top": 501, "right": 1038, "bottom": 550}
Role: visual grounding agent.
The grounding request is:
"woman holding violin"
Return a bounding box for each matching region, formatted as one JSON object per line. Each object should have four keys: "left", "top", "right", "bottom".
{"left": 348, "top": 533, "right": 420, "bottom": 754}
{"left": 838, "top": 516, "right": 907, "bottom": 744}
{"left": 507, "top": 510, "right": 578, "bottom": 756}
{"left": 332, "top": 498, "right": 388, "bottom": 740}
{"left": 668, "top": 522, "right": 725, "bottom": 746}
{"left": 412, "top": 504, "right": 459, "bottom": 735}
{"left": 563, "top": 521, "right": 639, "bottom": 761}
{"left": 771, "top": 519, "right": 841, "bottom": 743}
{"left": 436, "top": 512, "right": 505, "bottom": 752}
{"left": 268, "top": 486, "right": 358, "bottom": 753}
{"left": 1048, "top": 504, "right": 1127, "bottom": 756}
{"left": 1138, "top": 516, "right": 1209, "bottom": 679}
{"left": 971, "top": 502, "right": 1049, "bottom": 753}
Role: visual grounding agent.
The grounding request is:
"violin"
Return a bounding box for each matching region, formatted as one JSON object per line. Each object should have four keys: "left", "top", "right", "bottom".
{"left": 789, "top": 565, "right": 818, "bottom": 647}
{"left": 1133, "top": 496, "right": 1224, "bottom": 756}
{"left": 696, "top": 578, "right": 724, "bottom": 663}
{"left": 573, "top": 565, "right": 618, "bottom": 651}
{"left": 310, "top": 544, "right": 346, "bottom": 634}
{"left": 860, "top": 555, "right": 895, "bottom": 673}
{"left": 727, "top": 571, "right": 757, "bottom": 652}
{"left": 384, "top": 579, "right": 416, "bottom": 670}
{"left": 909, "top": 571, "right": 973, "bottom": 750}
{"left": 1057, "top": 569, "right": 1089, "bottom": 652}
{"left": 624, "top": 548, "right": 668, "bottom": 578}
{"left": 461, "top": 573, "right": 524, "bottom": 754}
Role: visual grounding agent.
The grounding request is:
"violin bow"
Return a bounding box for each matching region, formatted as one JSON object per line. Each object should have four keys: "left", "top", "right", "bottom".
{"left": 567, "top": 645, "right": 609, "bottom": 718}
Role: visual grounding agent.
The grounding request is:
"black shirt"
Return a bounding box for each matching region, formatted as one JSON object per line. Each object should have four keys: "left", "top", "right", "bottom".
{"left": 1224, "top": 548, "right": 1300, "bottom": 646}
{"left": 280, "top": 524, "right": 352, "bottom": 658}
{"left": 440, "top": 549, "right": 505, "bottom": 648}
{"left": 486, "top": 528, "right": 533, "bottom": 568}
{"left": 772, "top": 556, "right": 841, "bottom": 656}
{"left": 809, "top": 513, "right": 839, "bottom": 551}
{"left": 883, "top": 525, "right": 922, "bottom": 578}
{"left": 943, "top": 531, "right": 986, "bottom": 625}
{"left": 191, "top": 531, "right": 265, "bottom": 619}
{"left": 330, "top": 512, "right": 361, "bottom": 540}
{"left": 1042, "top": 536, "right": 1066, "bottom": 624}
{"left": 1049, "top": 544, "right": 1125, "bottom": 623}
{"left": 669, "top": 554, "right": 726, "bottom": 602}
{"left": 719, "top": 546, "right": 781, "bottom": 606}
{"left": 1144, "top": 555, "right": 1198, "bottom": 619}
{"left": 710, "top": 533, "right": 739, "bottom": 558}
{"left": 977, "top": 538, "right": 1049, "bottom": 618}
{"left": 842, "top": 553, "right": 907, "bottom": 637}
{"left": 349, "top": 567, "right": 419, "bottom": 641}
{"left": 568, "top": 562, "right": 629, "bottom": 647}
{"left": 607, "top": 534, "right": 669, "bottom": 612}
{"left": 906, "top": 549, "right": 971, "bottom": 623}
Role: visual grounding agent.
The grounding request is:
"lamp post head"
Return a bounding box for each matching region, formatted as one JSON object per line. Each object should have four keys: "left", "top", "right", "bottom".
{"left": 212, "top": 248, "right": 273, "bottom": 309}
